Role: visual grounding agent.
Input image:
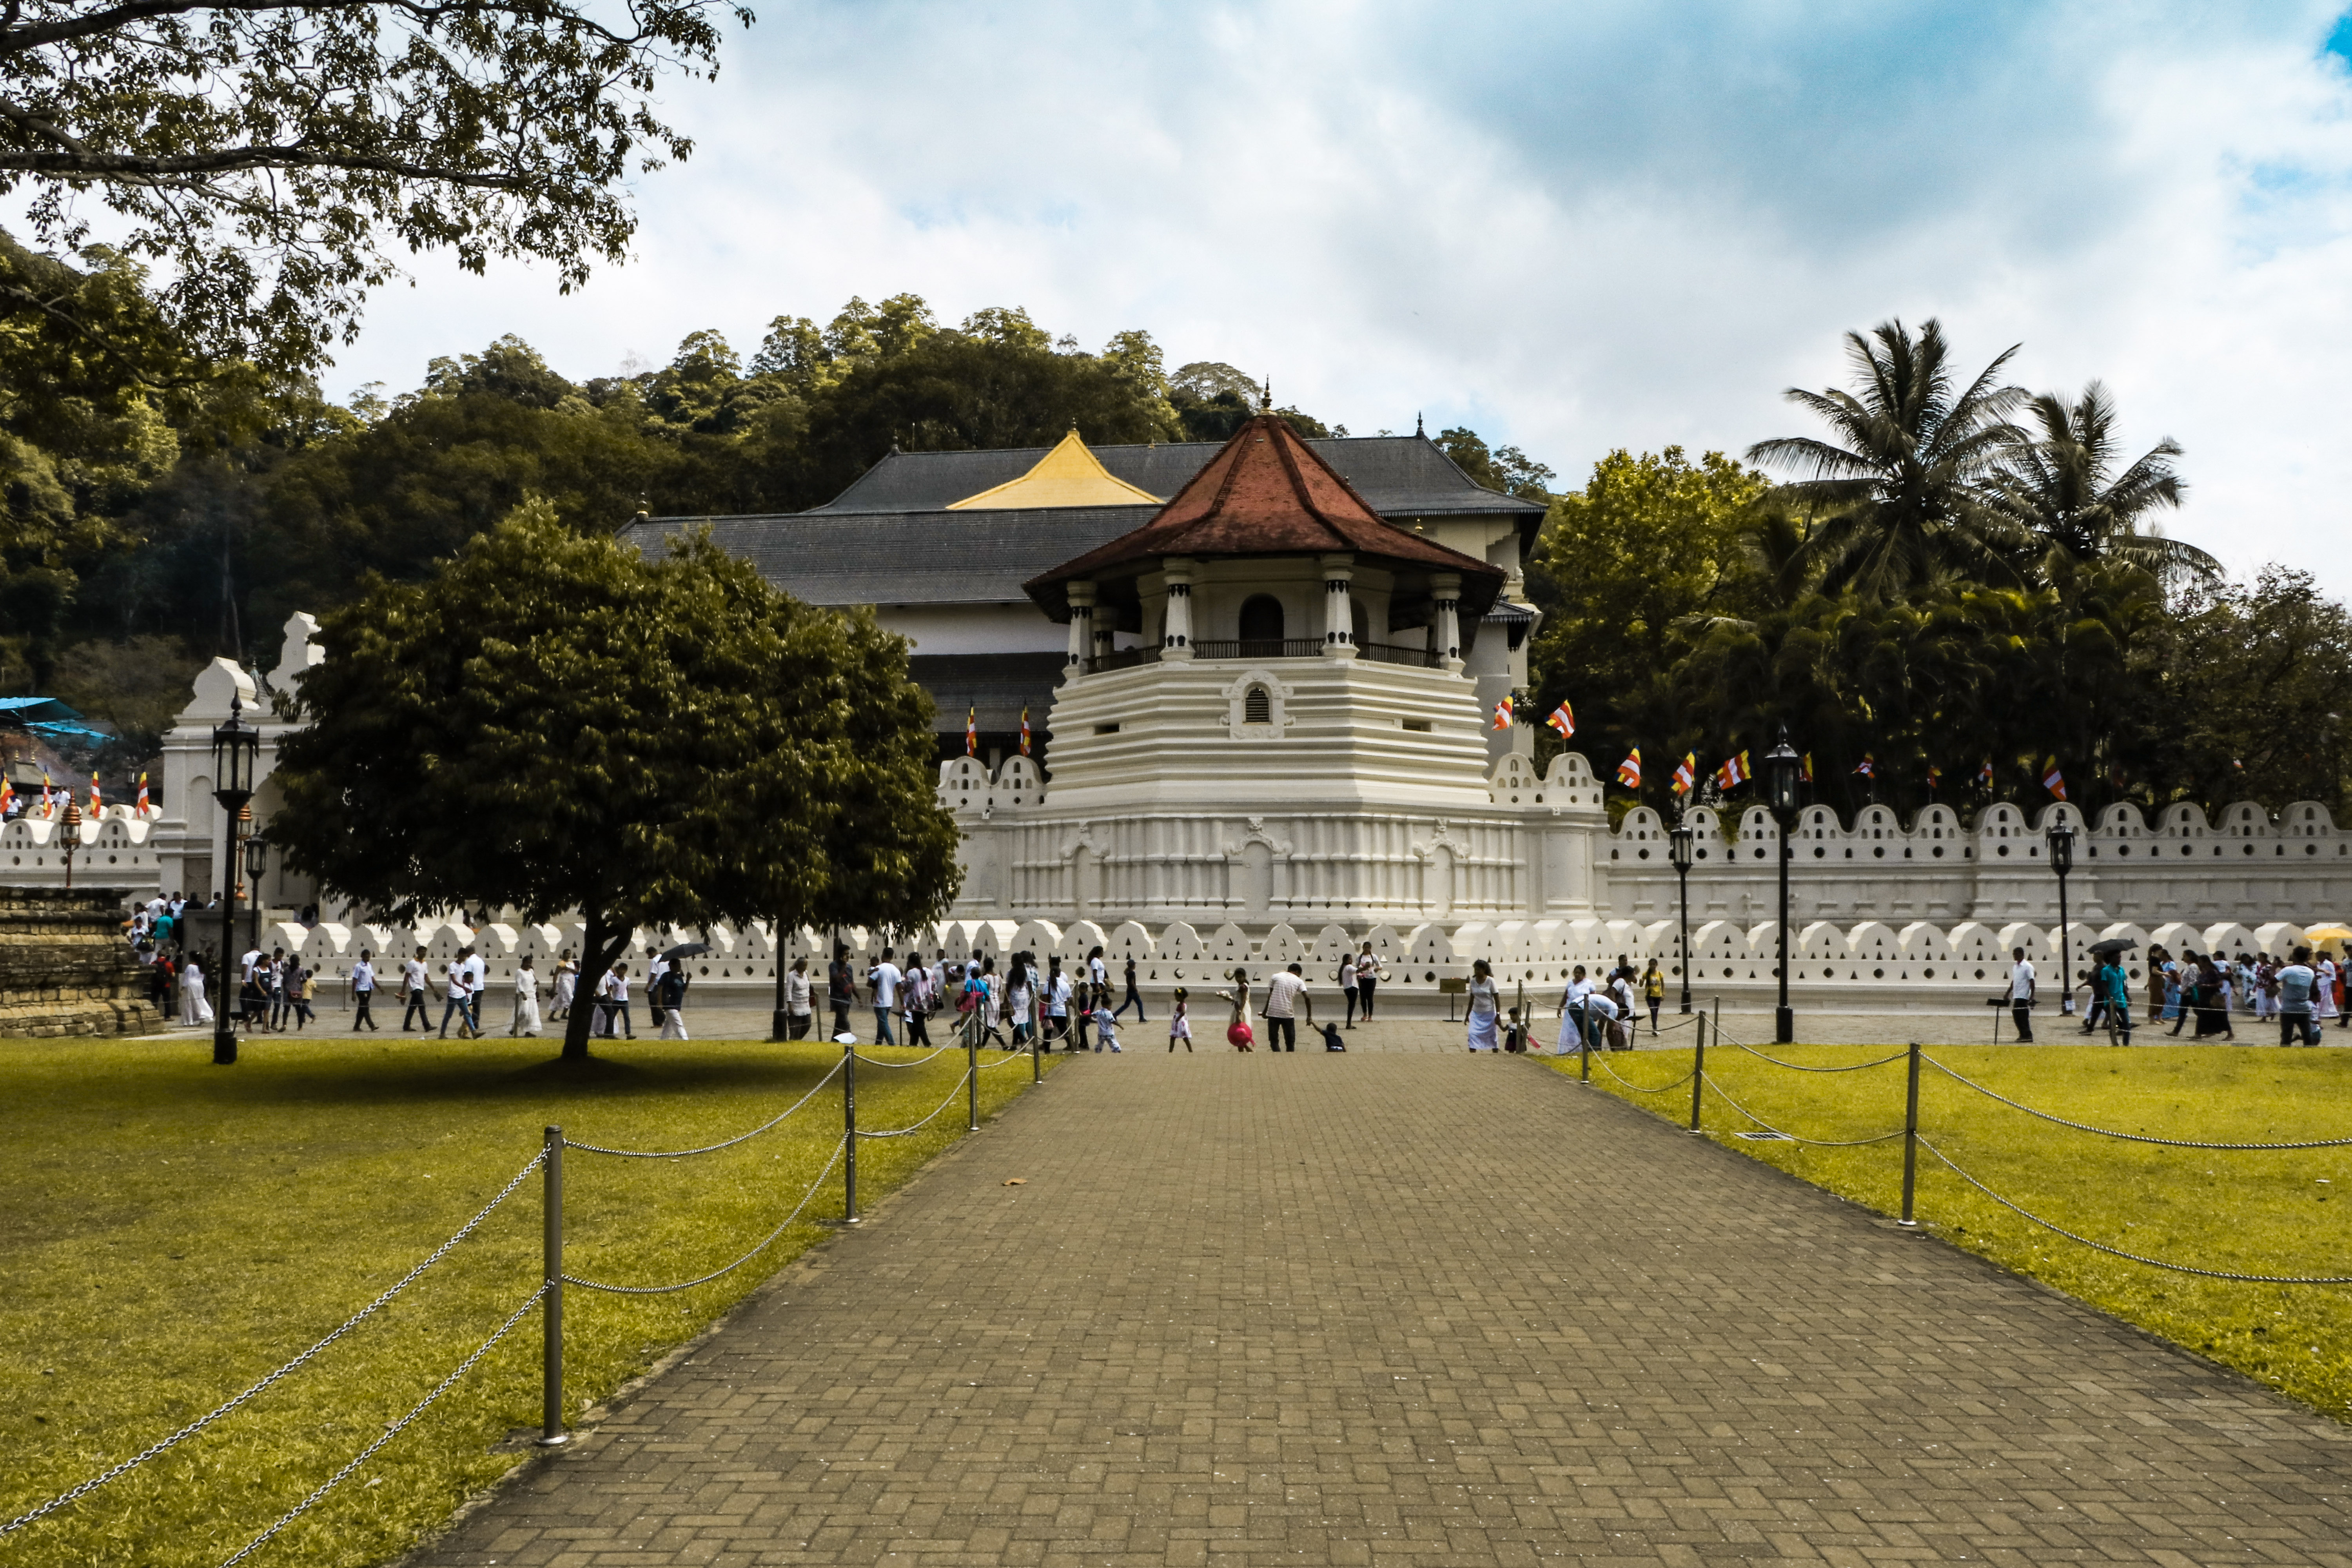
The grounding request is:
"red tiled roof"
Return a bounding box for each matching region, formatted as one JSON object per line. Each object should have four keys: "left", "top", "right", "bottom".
{"left": 1025, "top": 415, "right": 1506, "bottom": 594}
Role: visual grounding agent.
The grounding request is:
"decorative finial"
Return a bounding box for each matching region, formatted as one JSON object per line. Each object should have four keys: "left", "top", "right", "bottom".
{"left": 1416, "top": 411, "right": 1424, "bottom": 436}
{"left": 1261, "top": 377, "right": 1272, "bottom": 414}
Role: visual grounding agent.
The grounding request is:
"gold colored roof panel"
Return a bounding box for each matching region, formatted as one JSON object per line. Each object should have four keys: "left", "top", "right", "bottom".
{"left": 946, "top": 430, "right": 1163, "bottom": 510}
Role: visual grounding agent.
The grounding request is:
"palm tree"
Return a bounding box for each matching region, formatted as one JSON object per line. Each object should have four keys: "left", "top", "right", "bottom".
{"left": 1747, "top": 318, "right": 2028, "bottom": 599}
{"left": 1983, "top": 381, "right": 2216, "bottom": 588}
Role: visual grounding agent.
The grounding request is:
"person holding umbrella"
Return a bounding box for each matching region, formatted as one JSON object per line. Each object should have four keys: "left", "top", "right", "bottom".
{"left": 2086, "top": 938, "right": 2136, "bottom": 1045}
{"left": 656, "top": 940, "right": 706, "bottom": 1040}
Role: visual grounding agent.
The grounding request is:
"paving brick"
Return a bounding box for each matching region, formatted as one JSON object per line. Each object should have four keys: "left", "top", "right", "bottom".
{"left": 412, "top": 1051, "right": 2350, "bottom": 1566}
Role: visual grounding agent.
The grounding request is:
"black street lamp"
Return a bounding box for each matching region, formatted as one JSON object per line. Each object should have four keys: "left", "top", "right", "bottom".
{"left": 2047, "top": 816, "right": 2076, "bottom": 1018}
{"left": 1762, "top": 728, "right": 1803, "bottom": 1045}
{"left": 1668, "top": 818, "right": 1695, "bottom": 1015}
{"left": 210, "top": 696, "right": 261, "bottom": 1066}
{"left": 245, "top": 832, "right": 271, "bottom": 960}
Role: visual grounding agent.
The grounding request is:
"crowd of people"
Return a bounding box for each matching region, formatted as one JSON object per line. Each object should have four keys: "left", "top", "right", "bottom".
{"left": 2011, "top": 942, "right": 2352, "bottom": 1047}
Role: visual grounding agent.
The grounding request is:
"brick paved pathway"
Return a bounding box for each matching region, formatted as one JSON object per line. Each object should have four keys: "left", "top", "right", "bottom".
{"left": 416, "top": 1053, "right": 2351, "bottom": 1567}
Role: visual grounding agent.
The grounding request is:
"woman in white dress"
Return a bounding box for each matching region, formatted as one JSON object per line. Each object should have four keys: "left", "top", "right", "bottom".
{"left": 551, "top": 953, "right": 577, "bottom": 1020}
{"left": 181, "top": 957, "right": 214, "bottom": 1026}
{"left": 1465, "top": 960, "right": 1500, "bottom": 1051}
{"left": 511, "top": 956, "right": 543, "bottom": 1037}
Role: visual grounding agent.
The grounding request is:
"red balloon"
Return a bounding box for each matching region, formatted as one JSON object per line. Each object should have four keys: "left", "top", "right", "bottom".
{"left": 1227, "top": 1022, "right": 1253, "bottom": 1047}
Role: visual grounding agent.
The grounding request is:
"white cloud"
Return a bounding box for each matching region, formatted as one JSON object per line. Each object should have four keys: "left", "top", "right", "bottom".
{"left": 316, "top": 0, "right": 2352, "bottom": 575}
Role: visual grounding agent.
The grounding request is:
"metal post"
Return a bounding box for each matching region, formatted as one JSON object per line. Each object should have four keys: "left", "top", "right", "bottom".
{"left": 1690, "top": 1011, "right": 1706, "bottom": 1133}
{"left": 2056, "top": 868, "right": 2073, "bottom": 1016}
{"left": 1579, "top": 1007, "right": 1591, "bottom": 1083}
{"left": 967, "top": 1004, "right": 980, "bottom": 1132}
{"left": 1676, "top": 864, "right": 1693, "bottom": 1014}
{"left": 1774, "top": 826, "right": 1794, "bottom": 1045}
{"left": 841, "top": 1042, "right": 859, "bottom": 1224}
{"left": 539, "top": 1125, "right": 568, "bottom": 1445}
{"left": 771, "top": 924, "right": 790, "bottom": 1042}
{"left": 1030, "top": 996, "right": 1040, "bottom": 1082}
{"left": 1898, "top": 1040, "right": 1921, "bottom": 1228}
{"left": 214, "top": 824, "right": 239, "bottom": 1066}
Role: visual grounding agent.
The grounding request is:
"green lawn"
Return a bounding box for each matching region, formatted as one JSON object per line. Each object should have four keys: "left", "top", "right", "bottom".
{"left": 0, "top": 1032, "right": 1054, "bottom": 1568}
{"left": 1551, "top": 1040, "right": 2352, "bottom": 1422}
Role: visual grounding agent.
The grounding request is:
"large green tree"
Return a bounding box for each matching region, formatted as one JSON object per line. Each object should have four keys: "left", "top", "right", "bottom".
{"left": 0, "top": 0, "right": 745, "bottom": 374}
{"left": 270, "top": 501, "right": 960, "bottom": 1058}
{"left": 1984, "top": 380, "right": 2216, "bottom": 587}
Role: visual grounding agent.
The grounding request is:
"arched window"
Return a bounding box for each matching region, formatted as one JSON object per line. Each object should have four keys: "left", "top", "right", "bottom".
{"left": 1244, "top": 685, "right": 1272, "bottom": 724}
{"left": 1238, "top": 594, "right": 1284, "bottom": 655}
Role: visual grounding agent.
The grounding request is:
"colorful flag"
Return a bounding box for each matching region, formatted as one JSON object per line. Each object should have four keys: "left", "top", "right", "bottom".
{"left": 39, "top": 768, "right": 52, "bottom": 818}
{"left": 89, "top": 773, "right": 101, "bottom": 815}
{"left": 1926, "top": 765, "right": 1942, "bottom": 792}
{"left": 135, "top": 771, "right": 149, "bottom": 815}
{"left": 1801, "top": 752, "right": 1814, "bottom": 783}
{"left": 0, "top": 776, "right": 14, "bottom": 816}
{"left": 1713, "top": 751, "right": 1750, "bottom": 790}
{"left": 1854, "top": 754, "right": 1875, "bottom": 778}
{"left": 1616, "top": 749, "right": 1642, "bottom": 788}
{"left": 1545, "top": 701, "right": 1575, "bottom": 739}
{"left": 1492, "top": 695, "right": 1514, "bottom": 731}
{"left": 1978, "top": 759, "right": 1994, "bottom": 788}
{"left": 1019, "top": 706, "right": 1032, "bottom": 757}
{"left": 2042, "top": 756, "right": 2067, "bottom": 801}
{"left": 965, "top": 706, "right": 978, "bottom": 757}
{"left": 1671, "top": 753, "right": 1697, "bottom": 797}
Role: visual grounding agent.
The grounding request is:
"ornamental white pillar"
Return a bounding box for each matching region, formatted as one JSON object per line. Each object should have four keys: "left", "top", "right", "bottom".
{"left": 1161, "top": 558, "right": 1195, "bottom": 661}
{"left": 1067, "top": 581, "right": 1096, "bottom": 674}
{"left": 1321, "top": 552, "right": 1357, "bottom": 659}
{"left": 1433, "top": 572, "right": 1463, "bottom": 673}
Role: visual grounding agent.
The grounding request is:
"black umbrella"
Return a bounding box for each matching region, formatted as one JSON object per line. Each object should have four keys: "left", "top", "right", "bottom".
{"left": 659, "top": 941, "right": 710, "bottom": 964}
{"left": 2088, "top": 937, "right": 2138, "bottom": 957}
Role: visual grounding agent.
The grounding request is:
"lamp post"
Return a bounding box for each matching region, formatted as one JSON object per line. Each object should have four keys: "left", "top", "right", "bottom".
{"left": 2047, "top": 817, "right": 2076, "bottom": 1017}
{"left": 1668, "top": 818, "right": 1695, "bottom": 1015}
{"left": 60, "top": 795, "right": 82, "bottom": 889}
{"left": 1762, "top": 728, "right": 1802, "bottom": 1045}
{"left": 245, "top": 833, "right": 270, "bottom": 961}
{"left": 210, "top": 696, "right": 261, "bottom": 1066}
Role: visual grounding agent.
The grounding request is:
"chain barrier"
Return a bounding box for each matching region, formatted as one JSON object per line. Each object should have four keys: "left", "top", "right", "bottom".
{"left": 1695, "top": 1071, "right": 1907, "bottom": 1147}
{"left": 851, "top": 1042, "right": 958, "bottom": 1069}
{"left": 563, "top": 1136, "right": 849, "bottom": 1296}
{"left": 214, "top": 1286, "right": 549, "bottom": 1568}
{"left": 1719, "top": 1036, "right": 1911, "bottom": 1074}
{"left": 0, "top": 1149, "right": 546, "bottom": 1539}
{"left": 1914, "top": 1138, "right": 2352, "bottom": 1285}
{"left": 856, "top": 1069, "right": 976, "bottom": 1138}
{"left": 1921, "top": 1055, "right": 2352, "bottom": 1150}
{"left": 1587, "top": 1049, "right": 1697, "bottom": 1096}
{"left": 565, "top": 1057, "right": 846, "bottom": 1159}
{"left": 978, "top": 1048, "right": 1036, "bottom": 1068}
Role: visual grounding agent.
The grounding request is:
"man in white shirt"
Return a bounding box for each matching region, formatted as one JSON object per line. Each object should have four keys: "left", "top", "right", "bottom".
{"left": 402, "top": 947, "right": 430, "bottom": 1031}
{"left": 350, "top": 951, "right": 379, "bottom": 1033}
{"left": 2006, "top": 947, "right": 2036, "bottom": 1042}
{"left": 440, "top": 954, "right": 474, "bottom": 1038}
{"left": 1560, "top": 965, "right": 1595, "bottom": 1053}
{"left": 463, "top": 946, "right": 488, "bottom": 1033}
{"left": 1261, "top": 963, "right": 1309, "bottom": 1052}
{"left": 597, "top": 962, "right": 635, "bottom": 1038}
{"left": 867, "top": 948, "right": 903, "bottom": 1046}
{"left": 2278, "top": 947, "right": 2320, "bottom": 1046}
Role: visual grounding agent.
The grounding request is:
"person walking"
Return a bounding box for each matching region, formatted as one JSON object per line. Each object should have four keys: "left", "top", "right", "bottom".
{"left": 2092, "top": 951, "right": 2135, "bottom": 1045}
{"left": 1263, "top": 962, "right": 1308, "bottom": 1053}
{"left": 181, "top": 953, "right": 213, "bottom": 1027}
{"left": 401, "top": 946, "right": 431, "bottom": 1031}
{"left": 1004, "top": 955, "right": 1034, "bottom": 1050}
{"left": 350, "top": 949, "right": 380, "bottom": 1032}
{"left": 439, "top": 953, "right": 475, "bottom": 1038}
{"left": 1216, "top": 966, "right": 1256, "bottom": 1050}
{"left": 2277, "top": 947, "right": 2321, "bottom": 1046}
{"left": 1465, "top": 959, "right": 1500, "bottom": 1052}
{"left": 657, "top": 962, "right": 690, "bottom": 1040}
{"left": 1353, "top": 943, "right": 1381, "bottom": 1020}
{"left": 2006, "top": 946, "right": 2036, "bottom": 1042}
{"left": 901, "top": 950, "right": 933, "bottom": 1048}
{"left": 1112, "top": 954, "right": 1147, "bottom": 1021}
{"left": 2192, "top": 955, "right": 2233, "bottom": 1040}
{"left": 1045, "top": 956, "right": 1073, "bottom": 1047}
{"left": 783, "top": 956, "right": 813, "bottom": 1039}
{"left": 976, "top": 955, "right": 1008, "bottom": 1048}
{"left": 1641, "top": 960, "right": 1665, "bottom": 1034}
{"left": 867, "top": 947, "right": 902, "bottom": 1046}
{"left": 826, "top": 945, "right": 855, "bottom": 1041}
{"left": 290, "top": 967, "right": 316, "bottom": 1031}
{"left": 552, "top": 951, "right": 577, "bottom": 1021}
{"left": 1338, "top": 948, "right": 1360, "bottom": 1027}
{"left": 2316, "top": 949, "right": 2342, "bottom": 1031}
{"left": 463, "top": 946, "right": 488, "bottom": 1035}
{"left": 1168, "top": 987, "right": 1192, "bottom": 1052}
{"left": 512, "top": 954, "right": 543, "bottom": 1037}
{"left": 1091, "top": 995, "right": 1123, "bottom": 1053}
{"left": 1560, "top": 964, "right": 1595, "bottom": 1054}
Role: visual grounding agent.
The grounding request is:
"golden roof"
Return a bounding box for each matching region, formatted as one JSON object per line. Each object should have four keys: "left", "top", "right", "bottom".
{"left": 946, "top": 430, "right": 1163, "bottom": 510}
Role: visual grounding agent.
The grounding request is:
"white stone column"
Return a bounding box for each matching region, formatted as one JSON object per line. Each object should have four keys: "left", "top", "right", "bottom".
{"left": 1433, "top": 572, "right": 1463, "bottom": 673}
{"left": 1161, "top": 558, "right": 1195, "bottom": 661}
{"left": 1321, "top": 553, "right": 1357, "bottom": 659}
{"left": 1067, "top": 581, "right": 1095, "bottom": 674}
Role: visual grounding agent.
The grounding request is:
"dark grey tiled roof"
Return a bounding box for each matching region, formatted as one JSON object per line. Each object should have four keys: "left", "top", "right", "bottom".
{"left": 911, "top": 653, "right": 1067, "bottom": 734}
{"left": 624, "top": 508, "right": 1156, "bottom": 607}
{"left": 808, "top": 435, "right": 1544, "bottom": 521}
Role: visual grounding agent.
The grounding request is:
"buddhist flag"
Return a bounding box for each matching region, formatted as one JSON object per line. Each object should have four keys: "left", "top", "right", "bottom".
{"left": 89, "top": 773, "right": 101, "bottom": 814}
{"left": 1671, "top": 753, "right": 1697, "bottom": 797}
{"left": 0, "top": 776, "right": 14, "bottom": 815}
{"left": 1019, "top": 706, "right": 1032, "bottom": 757}
{"left": 1926, "top": 765, "right": 1942, "bottom": 793}
{"left": 136, "top": 771, "right": 149, "bottom": 815}
{"left": 1616, "top": 749, "right": 1642, "bottom": 788}
{"left": 1546, "top": 701, "right": 1575, "bottom": 739}
{"left": 1492, "top": 695, "right": 1514, "bottom": 731}
{"left": 2042, "top": 756, "right": 2067, "bottom": 801}
{"left": 1713, "top": 751, "right": 1749, "bottom": 790}
{"left": 1801, "top": 752, "right": 1814, "bottom": 783}
{"left": 39, "top": 767, "right": 52, "bottom": 818}
{"left": 1854, "top": 754, "right": 1875, "bottom": 779}
{"left": 1978, "top": 759, "right": 1994, "bottom": 788}
{"left": 964, "top": 706, "right": 977, "bottom": 757}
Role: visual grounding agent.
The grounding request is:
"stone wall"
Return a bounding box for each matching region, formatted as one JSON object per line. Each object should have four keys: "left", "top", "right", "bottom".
{"left": 0, "top": 886, "right": 161, "bottom": 1037}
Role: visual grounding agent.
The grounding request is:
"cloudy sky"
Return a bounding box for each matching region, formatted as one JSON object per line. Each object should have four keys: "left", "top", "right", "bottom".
{"left": 335, "top": 1, "right": 2352, "bottom": 576}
